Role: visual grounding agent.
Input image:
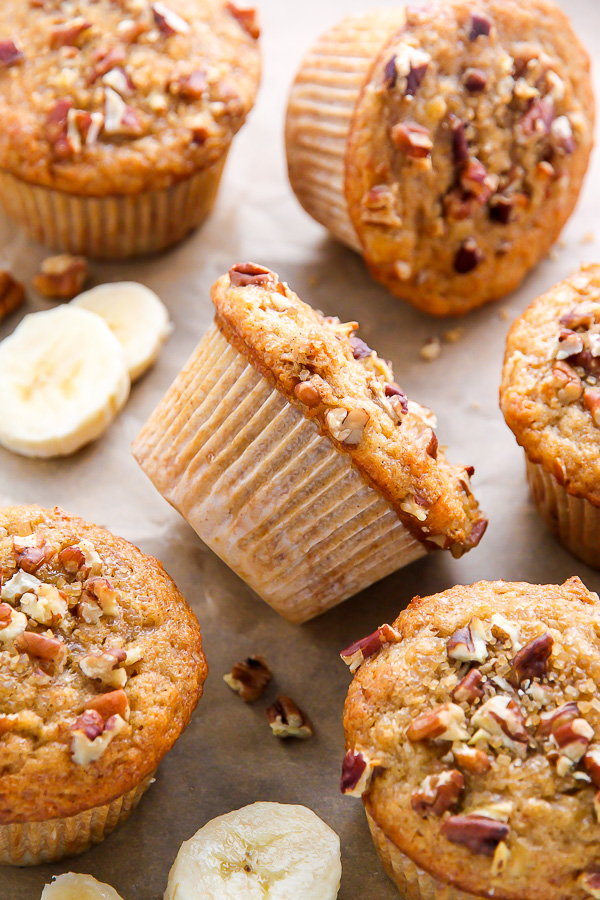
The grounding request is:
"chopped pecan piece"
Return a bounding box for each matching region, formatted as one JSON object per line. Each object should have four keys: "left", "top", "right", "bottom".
{"left": 223, "top": 655, "right": 271, "bottom": 702}
{"left": 266, "top": 696, "right": 312, "bottom": 739}
{"left": 471, "top": 695, "right": 529, "bottom": 748}
{"left": 87, "top": 46, "right": 127, "bottom": 85}
{"left": 349, "top": 335, "right": 373, "bottom": 360}
{"left": 0, "top": 607, "right": 27, "bottom": 643}
{"left": 469, "top": 13, "right": 492, "bottom": 40}
{"left": 452, "top": 668, "right": 484, "bottom": 703}
{"left": 390, "top": 122, "right": 433, "bottom": 159}
{"left": 489, "top": 196, "right": 515, "bottom": 225}
{"left": 442, "top": 815, "right": 509, "bottom": 856}
{"left": 551, "top": 116, "right": 576, "bottom": 154}
{"left": 33, "top": 254, "right": 89, "bottom": 300}
{"left": 447, "top": 618, "right": 488, "bottom": 663}
{"left": 491, "top": 841, "right": 511, "bottom": 877}
{"left": 325, "top": 407, "right": 369, "bottom": 446}
{"left": 360, "top": 185, "right": 401, "bottom": 227}
{"left": 490, "top": 614, "right": 522, "bottom": 650}
{"left": 536, "top": 701, "right": 580, "bottom": 738}
{"left": 82, "top": 577, "right": 119, "bottom": 617}
{"left": 520, "top": 97, "right": 554, "bottom": 137}
{"left": 79, "top": 649, "right": 127, "bottom": 688}
{"left": 340, "top": 624, "right": 401, "bottom": 673}
{"left": 454, "top": 238, "right": 484, "bottom": 274}
{"left": 13, "top": 534, "right": 52, "bottom": 573}
{"left": 0, "top": 270, "right": 24, "bottom": 322}
{"left": 152, "top": 2, "right": 191, "bottom": 35}
{"left": 551, "top": 361, "right": 584, "bottom": 404}
{"left": 50, "top": 17, "right": 91, "bottom": 49}
{"left": 584, "top": 747, "right": 600, "bottom": 787}
{"left": 225, "top": 3, "right": 260, "bottom": 39}
{"left": 464, "top": 68, "right": 488, "bottom": 92}
{"left": 553, "top": 718, "right": 594, "bottom": 775}
{"left": 18, "top": 631, "right": 66, "bottom": 662}
{"left": 556, "top": 329, "right": 585, "bottom": 360}
{"left": 169, "top": 69, "right": 207, "bottom": 100}
{"left": 73, "top": 709, "right": 104, "bottom": 741}
{"left": 45, "top": 99, "right": 74, "bottom": 159}
{"left": 511, "top": 632, "right": 553, "bottom": 684}
{"left": 229, "top": 262, "right": 278, "bottom": 288}
{"left": 407, "top": 702, "right": 468, "bottom": 742}
{"left": 560, "top": 305, "right": 596, "bottom": 330}
{"left": 461, "top": 158, "right": 495, "bottom": 204}
{"left": 0, "top": 40, "right": 23, "bottom": 69}
{"left": 450, "top": 116, "right": 469, "bottom": 166}
{"left": 104, "top": 87, "right": 144, "bottom": 136}
{"left": 103, "top": 66, "right": 135, "bottom": 96}
{"left": 452, "top": 743, "right": 491, "bottom": 774}
{"left": 0, "top": 604, "right": 12, "bottom": 626}
{"left": 57, "top": 544, "right": 86, "bottom": 575}
{"left": 584, "top": 388, "right": 600, "bottom": 426}
{"left": 411, "top": 770, "right": 465, "bottom": 817}
{"left": 340, "top": 750, "right": 381, "bottom": 797}
{"left": 71, "top": 712, "right": 126, "bottom": 767}
{"left": 579, "top": 872, "right": 600, "bottom": 899}
{"left": 85, "top": 688, "right": 130, "bottom": 721}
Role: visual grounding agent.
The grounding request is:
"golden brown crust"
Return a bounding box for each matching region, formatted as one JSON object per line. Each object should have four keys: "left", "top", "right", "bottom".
{"left": 0, "top": 505, "right": 207, "bottom": 823}
{"left": 0, "top": 0, "right": 260, "bottom": 195}
{"left": 344, "top": 578, "right": 600, "bottom": 900}
{"left": 211, "top": 265, "right": 487, "bottom": 554}
{"left": 345, "top": 0, "right": 594, "bottom": 316}
{"left": 501, "top": 265, "right": 600, "bottom": 507}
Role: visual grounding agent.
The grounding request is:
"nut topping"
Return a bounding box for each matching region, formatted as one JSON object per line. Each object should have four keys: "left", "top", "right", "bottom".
{"left": 452, "top": 668, "right": 484, "bottom": 704}
{"left": 266, "top": 696, "right": 312, "bottom": 739}
{"left": 13, "top": 534, "right": 52, "bottom": 574}
{"left": 325, "top": 407, "right": 369, "bottom": 446}
{"left": 454, "top": 238, "right": 484, "bottom": 274}
{"left": 384, "top": 46, "right": 430, "bottom": 96}
{"left": 33, "top": 255, "right": 89, "bottom": 300}
{"left": 152, "top": 2, "right": 191, "bottom": 35}
{"left": 1, "top": 570, "right": 42, "bottom": 603}
{"left": 536, "top": 701, "right": 580, "bottom": 738}
{"left": 556, "top": 330, "right": 585, "bottom": 360}
{"left": 447, "top": 618, "right": 488, "bottom": 663}
{"left": 72, "top": 709, "right": 104, "bottom": 742}
{"left": 411, "top": 770, "right": 465, "bottom": 817}
{"left": 469, "top": 13, "right": 492, "bottom": 40}
{"left": 0, "top": 39, "right": 23, "bottom": 69}
{"left": 0, "top": 606, "right": 27, "bottom": 643}
{"left": 441, "top": 815, "right": 509, "bottom": 857}
{"left": 464, "top": 68, "right": 488, "bottom": 92}
{"left": 552, "top": 718, "right": 594, "bottom": 775}
{"left": 340, "top": 750, "right": 381, "bottom": 797}
{"left": 85, "top": 689, "right": 130, "bottom": 721}
{"left": 169, "top": 69, "right": 207, "bottom": 100}
{"left": 584, "top": 747, "right": 600, "bottom": 787}
{"left": 50, "top": 17, "right": 91, "bottom": 49}
{"left": 20, "top": 584, "right": 68, "bottom": 625}
{"left": 17, "top": 631, "right": 66, "bottom": 662}
{"left": 82, "top": 578, "right": 119, "bottom": 617}
{"left": 520, "top": 97, "right": 554, "bottom": 137}
{"left": 79, "top": 649, "right": 127, "bottom": 688}
{"left": 584, "top": 388, "right": 600, "bottom": 426}
{"left": 491, "top": 841, "right": 511, "bottom": 877}
{"left": 471, "top": 696, "right": 529, "bottom": 750}
{"left": 104, "top": 87, "right": 144, "bottom": 136}
{"left": 349, "top": 335, "right": 373, "bottom": 360}
{"left": 490, "top": 614, "right": 522, "bottom": 651}
{"left": 223, "top": 655, "right": 272, "bottom": 702}
{"left": 340, "top": 624, "right": 401, "bottom": 673}
{"left": 407, "top": 703, "right": 469, "bottom": 742}
{"left": 579, "top": 872, "right": 600, "bottom": 899}
{"left": 552, "top": 361, "right": 584, "bottom": 404}
{"left": 0, "top": 271, "right": 25, "bottom": 322}
{"left": 87, "top": 46, "right": 127, "bottom": 85}
{"left": 71, "top": 712, "right": 126, "bottom": 767}
{"left": 229, "top": 262, "right": 278, "bottom": 288}
{"left": 390, "top": 122, "right": 433, "bottom": 159}
{"left": 225, "top": 3, "right": 260, "bottom": 39}
{"left": 511, "top": 633, "right": 553, "bottom": 684}
{"left": 293, "top": 381, "right": 321, "bottom": 408}
{"left": 45, "top": 99, "right": 74, "bottom": 159}
{"left": 452, "top": 743, "right": 492, "bottom": 774}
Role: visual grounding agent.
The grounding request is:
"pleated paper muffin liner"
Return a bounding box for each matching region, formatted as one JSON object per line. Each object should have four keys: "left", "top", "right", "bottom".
{"left": 0, "top": 151, "right": 227, "bottom": 260}
{"left": 285, "top": 10, "right": 403, "bottom": 252}
{"left": 0, "top": 772, "right": 154, "bottom": 866}
{"left": 526, "top": 457, "right": 600, "bottom": 568}
{"left": 133, "top": 324, "right": 427, "bottom": 623}
{"left": 366, "top": 810, "right": 483, "bottom": 900}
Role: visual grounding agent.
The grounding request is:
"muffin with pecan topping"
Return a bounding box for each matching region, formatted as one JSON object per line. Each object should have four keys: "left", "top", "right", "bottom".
{"left": 0, "top": 0, "right": 260, "bottom": 258}
{"left": 501, "top": 265, "right": 600, "bottom": 567}
{"left": 133, "top": 262, "right": 486, "bottom": 624}
{"left": 286, "top": 0, "right": 594, "bottom": 316}
{"left": 0, "top": 504, "right": 206, "bottom": 864}
{"left": 342, "top": 578, "right": 600, "bottom": 899}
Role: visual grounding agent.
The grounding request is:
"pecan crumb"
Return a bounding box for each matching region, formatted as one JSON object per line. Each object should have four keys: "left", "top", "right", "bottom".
{"left": 0, "top": 271, "right": 25, "bottom": 322}
{"left": 223, "top": 655, "right": 271, "bottom": 702}
{"left": 411, "top": 770, "right": 465, "bottom": 817}
{"left": 442, "top": 815, "right": 509, "bottom": 856}
{"left": 340, "top": 749, "right": 381, "bottom": 796}
{"left": 33, "top": 254, "right": 89, "bottom": 300}
{"left": 420, "top": 336, "right": 441, "bottom": 362}
{"left": 390, "top": 121, "right": 433, "bottom": 159}
{"left": 266, "top": 696, "right": 312, "bottom": 739}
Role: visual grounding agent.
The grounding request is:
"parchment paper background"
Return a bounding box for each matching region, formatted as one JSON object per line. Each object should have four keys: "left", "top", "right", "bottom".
{"left": 1, "top": 0, "right": 600, "bottom": 896}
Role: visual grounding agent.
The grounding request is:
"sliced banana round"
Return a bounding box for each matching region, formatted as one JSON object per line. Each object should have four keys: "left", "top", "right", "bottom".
{"left": 164, "top": 802, "right": 341, "bottom": 900}
{"left": 0, "top": 306, "right": 130, "bottom": 458}
{"left": 41, "top": 873, "right": 124, "bottom": 899}
{"left": 73, "top": 282, "right": 172, "bottom": 381}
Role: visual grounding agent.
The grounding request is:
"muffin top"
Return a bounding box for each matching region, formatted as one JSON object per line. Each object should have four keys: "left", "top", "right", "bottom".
{"left": 0, "top": 505, "right": 207, "bottom": 823}
{"left": 211, "top": 263, "right": 487, "bottom": 555}
{"left": 343, "top": 578, "right": 600, "bottom": 900}
{"left": 501, "top": 265, "right": 600, "bottom": 506}
{"left": 345, "top": 0, "right": 594, "bottom": 316}
{"left": 0, "top": 0, "right": 260, "bottom": 194}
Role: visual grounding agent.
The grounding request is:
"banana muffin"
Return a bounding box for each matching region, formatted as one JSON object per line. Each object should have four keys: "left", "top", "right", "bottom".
{"left": 286, "top": 0, "right": 594, "bottom": 316}
{"left": 0, "top": 0, "right": 261, "bottom": 258}
{"left": 342, "top": 577, "right": 600, "bottom": 899}
{"left": 134, "top": 262, "right": 486, "bottom": 624}
{"left": 501, "top": 265, "right": 600, "bottom": 568}
{"left": 0, "top": 504, "right": 207, "bottom": 865}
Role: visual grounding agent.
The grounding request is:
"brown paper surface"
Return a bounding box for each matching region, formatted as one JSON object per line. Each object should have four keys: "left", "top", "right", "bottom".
{"left": 1, "top": 0, "right": 599, "bottom": 896}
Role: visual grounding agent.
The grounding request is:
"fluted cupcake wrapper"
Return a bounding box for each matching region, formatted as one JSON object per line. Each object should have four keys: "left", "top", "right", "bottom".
{"left": 0, "top": 772, "right": 154, "bottom": 866}
{"left": 0, "top": 152, "right": 228, "bottom": 260}
{"left": 133, "top": 324, "right": 427, "bottom": 623}
{"left": 526, "top": 458, "right": 600, "bottom": 569}
{"left": 366, "top": 810, "right": 483, "bottom": 900}
{"left": 285, "top": 10, "right": 403, "bottom": 252}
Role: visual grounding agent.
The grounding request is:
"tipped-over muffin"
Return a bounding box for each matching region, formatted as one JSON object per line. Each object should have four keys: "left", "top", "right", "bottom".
{"left": 286, "top": 0, "right": 594, "bottom": 315}
{"left": 0, "top": 504, "right": 207, "bottom": 865}
{"left": 501, "top": 265, "right": 600, "bottom": 568}
{"left": 342, "top": 577, "right": 600, "bottom": 899}
{"left": 134, "top": 262, "right": 486, "bottom": 623}
{"left": 0, "top": 0, "right": 261, "bottom": 257}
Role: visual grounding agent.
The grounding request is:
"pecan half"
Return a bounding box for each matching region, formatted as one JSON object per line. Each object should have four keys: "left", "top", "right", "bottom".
{"left": 447, "top": 618, "right": 488, "bottom": 663}
{"left": 223, "top": 655, "right": 271, "bottom": 702}
{"left": 454, "top": 238, "right": 484, "bottom": 274}
{"left": 18, "top": 631, "right": 66, "bottom": 663}
{"left": 340, "top": 750, "right": 381, "bottom": 797}
{"left": 85, "top": 688, "right": 130, "bottom": 721}
{"left": 229, "top": 262, "right": 278, "bottom": 288}
{"left": 152, "top": 2, "right": 191, "bottom": 35}
{"left": 469, "top": 13, "right": 492, "bottom": 40}
{"left": 411, "top": 770, "right": 465, "bottom": 817}
{"left": 452, "top": 743, "right": 492, "bottom": 774}
{"left": 452, "top": 668, "right": 485, "bottom": 704}
{"left": 0, "top": 40, "right": 22, "bottom": 69}
{"left": 340, "top": 624, "right": 401, "bottom": 673}
{"left": 391, "top": 122, "right": 433, "bottom": 159}
{"left": 266, "top": 696, "right": 312, "bottom": 739}
{"left": 0, "top": 271, "right": 24, "bottom": 322}
{"left": 33, "top": 254, "right": 89, "bottom": 300}
{"left": 407, "top": 703, "right": 468, "bottom": 742}
{"left": 325, "top": 407, "right": 369, "bottom": 446}
{"left": 511, "top": 633, "right": 553, "bottom": 685}
{"left": 225, "top": 3, "right": 260, "bottom": 39}
{"left": 536, "top": 701, "right": 580, "bottom": 738}
{"left": 442, "top": 815, "right": 509, "bottom": 856}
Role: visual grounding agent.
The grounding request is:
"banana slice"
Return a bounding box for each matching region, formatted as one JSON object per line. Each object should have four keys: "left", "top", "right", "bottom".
{"left": 73, "top": 282, "right": 172, "bottom": 381}
{"left": 0, "top": 306, "right": 130, "bottom": 458}
{"left": 164, "top": 802, "right": 341, "bottom": 900}
{"left": 41, "top": 873, "right": 124, "bottom": 899}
